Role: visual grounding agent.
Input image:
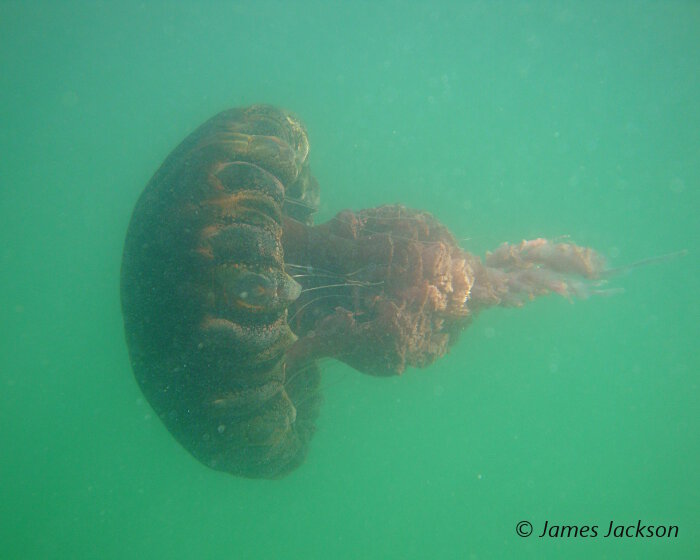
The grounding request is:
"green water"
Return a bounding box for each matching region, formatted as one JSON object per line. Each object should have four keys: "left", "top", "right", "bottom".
{"left": 1, "top": 1, "right": 698, "bottom": 558}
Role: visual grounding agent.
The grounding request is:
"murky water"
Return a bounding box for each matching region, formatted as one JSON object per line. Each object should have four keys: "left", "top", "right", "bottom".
{"left": 1, "top": 1, "right": 697, "bottom": 558}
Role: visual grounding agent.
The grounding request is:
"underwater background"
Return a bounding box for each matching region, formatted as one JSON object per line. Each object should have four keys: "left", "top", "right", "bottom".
{"left": 1, "top": 1, "right": 698, "bottom": 558}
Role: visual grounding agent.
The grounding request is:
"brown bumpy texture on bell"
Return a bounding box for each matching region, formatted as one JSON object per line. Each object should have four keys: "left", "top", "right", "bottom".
{"left": 121, "top": 106, "right": 322, "bottom": 478}
{"left": 122, "top": 105, "right": 607, "bottom": 478}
